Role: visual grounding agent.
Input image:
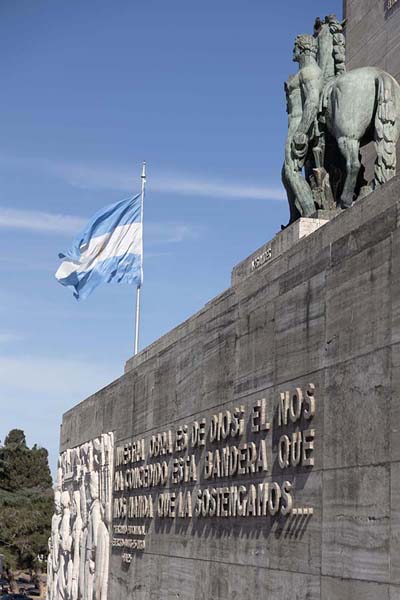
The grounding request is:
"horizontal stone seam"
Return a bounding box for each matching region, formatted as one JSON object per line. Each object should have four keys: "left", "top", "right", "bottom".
{"left": 128, "top": 220, "right": 396, "bottom": 374}
{"left": 62, "top": 377, "right": 125, "bottom": 417}
{"left": 323, "top": 340, "right": 394, "bottom": 371}
{"left": 63, "top": 338, "right": 395, "bottom": 432}
{"left": 102, "top": 442, "right": 396, "bottom": 476}
{"left": 127, "top": 186, "right": 400, "bottom": 373}
{"left": 234, "top": 259, "right": 287, "bottom": 290}
{"left": 126, "top": 313, "right": 209, "bottom": 366}
{"left": 321, "top": 460, "right": 395, "bottom": 474}
{"left": 111, "top": 547, "right": 397, "bottom": 587}
{"left": 112, "top": 379, "right": 321, "bottom": 444}
{"left": 125, "top": 303, "right": 239, "bottom": 372}
{"left": 111, "top": 549, "right": 322, "bottom": 579}
{"left": 91, "top": 342, "right": 394, "bottom": 443}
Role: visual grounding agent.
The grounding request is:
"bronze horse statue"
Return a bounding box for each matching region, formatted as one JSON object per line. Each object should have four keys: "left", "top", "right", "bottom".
{"left": 283, "top": 16, "right": 400, "bottom": 219}
{"left": 317, "top": 16, "right": 400, "bottom": 207}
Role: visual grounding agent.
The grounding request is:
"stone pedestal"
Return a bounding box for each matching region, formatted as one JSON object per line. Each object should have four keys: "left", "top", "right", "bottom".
{"left": 231, "top": 215, "right": 331, "bottom": 286}
{"left": 60, "top": 176, "right": 400, "bottom": 599}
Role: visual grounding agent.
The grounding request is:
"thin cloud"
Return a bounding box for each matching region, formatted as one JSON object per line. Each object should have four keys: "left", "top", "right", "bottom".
{"left": 147, "top": 222, "right": 198, "bottom": 243}
{"left": 0, "top": 333, "right": 24, "bottom": 343}
{"left": 0, "top": 205, "right": 199, "bottom": 241}
{"left": 152, "top": 176, "right": 285, "bottom": 201}
{"left": 0, "top": 207, "right": 85, "bottom": 235}
{"left": 0, "top": 154, "right": 286, "bottom": 201}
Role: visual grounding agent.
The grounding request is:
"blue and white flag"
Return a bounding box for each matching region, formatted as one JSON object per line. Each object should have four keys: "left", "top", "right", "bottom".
{"left": 55, "top": 194, "right": 142, "bottom": 301}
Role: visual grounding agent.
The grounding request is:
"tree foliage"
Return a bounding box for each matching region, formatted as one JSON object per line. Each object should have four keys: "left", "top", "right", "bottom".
{"left": 0, "top": 429, "right": 52, "bottom": 492}
{"left": 0, "top": 429, "right": 53, "bottom": 573}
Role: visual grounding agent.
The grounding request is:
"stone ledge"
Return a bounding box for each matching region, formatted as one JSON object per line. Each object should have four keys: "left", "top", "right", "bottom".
{"left": 125, "top": 176, "right": 400, "bottom": 374}
{"left": 231, "top": 216, "right": 334, "bottom": 286}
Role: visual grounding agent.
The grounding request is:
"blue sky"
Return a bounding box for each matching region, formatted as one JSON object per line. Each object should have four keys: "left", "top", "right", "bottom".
{"left": 0, "top": 0, "right": 342, "bottom": 475}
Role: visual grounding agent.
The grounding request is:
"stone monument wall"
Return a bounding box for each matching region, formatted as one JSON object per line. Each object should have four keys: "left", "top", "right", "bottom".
{"left": 59, "top": 175, "right": 400, "bottom": 599}
{"left": 344, "top": 0, "right": 400, "bottom": 179}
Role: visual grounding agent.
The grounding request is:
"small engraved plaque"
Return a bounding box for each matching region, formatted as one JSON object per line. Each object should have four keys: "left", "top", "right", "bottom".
{"left": 250, "top": 248, "right": 272, "bottom": 272}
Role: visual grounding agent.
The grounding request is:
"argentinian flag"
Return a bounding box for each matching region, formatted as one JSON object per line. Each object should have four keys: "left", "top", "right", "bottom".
{"left": 55, "top": 194, "right": 142, "bottom": 301}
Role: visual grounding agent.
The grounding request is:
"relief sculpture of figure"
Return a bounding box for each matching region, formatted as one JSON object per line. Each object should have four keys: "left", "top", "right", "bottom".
{"left": 85, "top": 471, "right": 110, "bottom": 600}
{"left": 47, "top": 434, "right": 114, "bottom": 600}
{"left": 59, "top": 491, "right": 73, "bottom": 600}
{"left": 71, "top": 490, "right": 83, "bottom": 600}
{"left": 79, "top": 451, "right": 89, "bottom": 600}
{"left": 48, "top": 491, "right": 62, "bottom": 600}
{"left": 47, "top": 538, "right": 53, "bottom": 600}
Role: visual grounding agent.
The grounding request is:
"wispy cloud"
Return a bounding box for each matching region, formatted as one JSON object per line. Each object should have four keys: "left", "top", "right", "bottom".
{"left": 0, "top": 332, "right": 24, "bottom": 343}
{"left": 0, "top": 205, "right": 199, "bottom": 241}
{"left": 147, "top": 222, "right": 198, "bottom": 243}
{"left": 152, "top": 176, "right": 285, "bottom": 201}
{"left": 0, "top": 154, "right": 286, "bottom": 201}
{"left": 0, "top": 206, "right": 86, "bottom": 234}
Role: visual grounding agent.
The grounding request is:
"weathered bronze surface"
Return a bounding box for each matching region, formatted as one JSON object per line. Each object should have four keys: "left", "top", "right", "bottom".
{"left": 283, "top": 15, "right": 400, "bottom": 223}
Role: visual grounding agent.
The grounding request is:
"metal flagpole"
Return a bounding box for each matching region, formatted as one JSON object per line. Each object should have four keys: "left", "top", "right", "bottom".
{"left": 134, "top": 161, "right": 146, "bottom": 355}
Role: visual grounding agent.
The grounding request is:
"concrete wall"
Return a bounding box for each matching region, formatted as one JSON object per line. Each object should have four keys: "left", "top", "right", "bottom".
{"left": 61, "top": 175, "right": 400, "bottom": 599}
{"left": 344, "top": 0, "right": 400, "bottom": 180}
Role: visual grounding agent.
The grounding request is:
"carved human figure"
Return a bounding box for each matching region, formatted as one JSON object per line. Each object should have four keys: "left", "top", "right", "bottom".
{"left": 47, "top": 535, "right": 54, "bottom": 599}
{"left": 48, "top": 435, "right": 113, "bottom": 600}
{"left": 59, "top": 491, "right": 73, "bottom": 600}
{"left": 85, "top": 471, "right": 109, "bottom": 600}
{"left": 47, "top": 490, "right": 62, "bottom": 600}
{"left": 79, "top": 479, "right": 88, "bottom": 599}
{"left": 71, "top": 490, "right": 83, "bottom": 600}
{"left": 101, "top": 433, "right": 113, "bottom": 526}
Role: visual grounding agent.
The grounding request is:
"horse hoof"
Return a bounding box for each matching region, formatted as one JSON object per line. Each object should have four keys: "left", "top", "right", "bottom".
{"left": 358, "top": 185, "right": 373, "bottom": 199}
{"left": 340, "top": 200, "right": 353, "bottom": 210}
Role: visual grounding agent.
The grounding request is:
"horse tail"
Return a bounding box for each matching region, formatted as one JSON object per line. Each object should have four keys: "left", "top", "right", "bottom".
{"left": 374, "top": 72, "right": 398, "bottom": 185}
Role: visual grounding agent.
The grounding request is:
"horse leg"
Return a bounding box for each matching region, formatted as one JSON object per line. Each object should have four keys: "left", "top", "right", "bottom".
{"left": 282, "top": 162, "right": 315, "bottom": 217}
{"left": 337, "top": 136, "right": 361, "bottom": 208}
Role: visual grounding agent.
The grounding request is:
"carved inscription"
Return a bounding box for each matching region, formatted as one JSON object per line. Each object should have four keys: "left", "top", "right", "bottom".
{"left": 251, "top": 248, "right": 272, "bottom": 271}
{"left": 112, "top": 385, "right": 316, "bottom": 561}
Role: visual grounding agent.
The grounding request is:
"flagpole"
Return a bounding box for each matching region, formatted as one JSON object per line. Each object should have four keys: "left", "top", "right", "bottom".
{"left": 134, "top": 161, "right": 146, "bottom": 355}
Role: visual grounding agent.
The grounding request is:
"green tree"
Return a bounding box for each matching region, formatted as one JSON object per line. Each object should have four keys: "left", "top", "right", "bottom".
{"left": 0, "top": 429, "right": 52, "bottom": 491}
{"left": 0, "top": 429, "right": 53, "bottom": 593}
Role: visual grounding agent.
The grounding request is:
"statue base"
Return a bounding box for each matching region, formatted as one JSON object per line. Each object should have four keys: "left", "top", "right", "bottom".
{"left": 310, "top": 208, "right": 343, "bottom": 220}
{"left": 60, "top": 175, "right": 400, "bottom": 600}
{"left": 232, "top": 215, "right": 332, "bottom": 285}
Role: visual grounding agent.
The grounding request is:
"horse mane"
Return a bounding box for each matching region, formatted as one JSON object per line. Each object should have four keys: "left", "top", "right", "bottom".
{"left": 315, "top": 15, "right": 346, "bottom": 80}
{"left": 330, "top": 18, "right": 346, "bottom": 76}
